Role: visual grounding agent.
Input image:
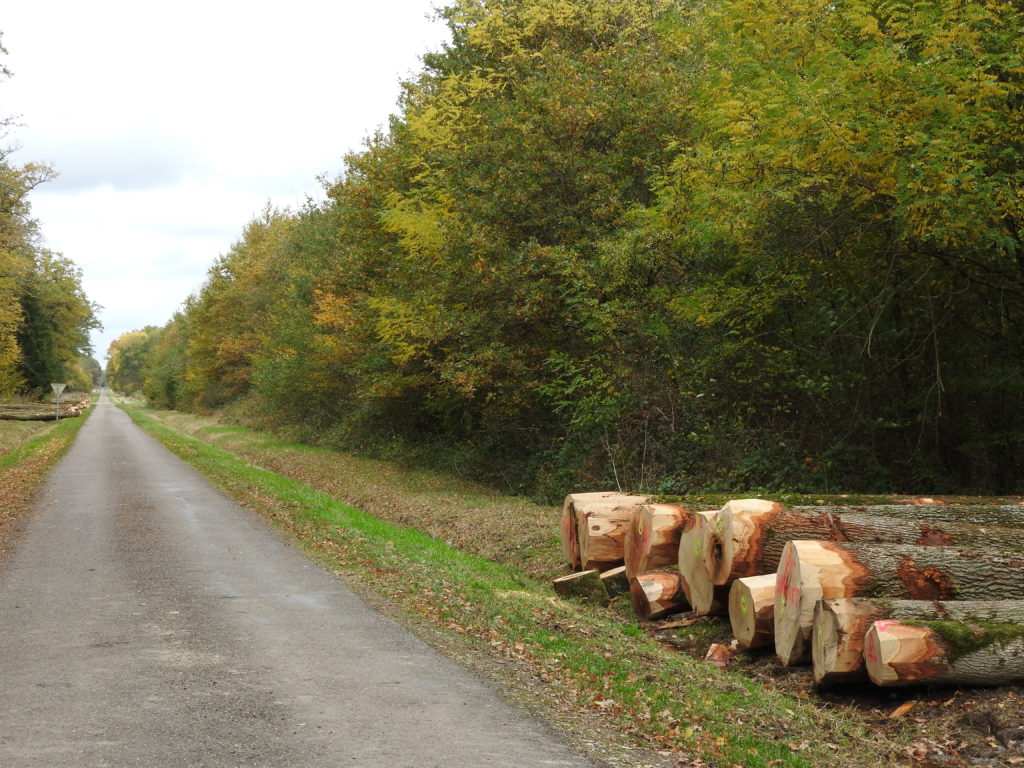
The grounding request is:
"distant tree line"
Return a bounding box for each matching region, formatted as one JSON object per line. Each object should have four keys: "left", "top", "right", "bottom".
{"left": 108, "top": 0, "right": 1024, "bottom": 498}
{"left": 0, "top": 36, "right": 101, "bottom": 397}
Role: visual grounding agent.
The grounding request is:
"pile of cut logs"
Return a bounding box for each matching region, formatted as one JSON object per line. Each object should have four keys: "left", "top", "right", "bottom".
{"left": 0, "top": 394, "right": 90, "bottom": 421}
{"left": 555, "top": 493, "right": 1024, "bottom": 688}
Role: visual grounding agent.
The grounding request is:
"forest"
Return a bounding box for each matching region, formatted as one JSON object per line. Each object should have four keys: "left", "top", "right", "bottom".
{"left": 0, "top": 40, "right": 100, "bottom": 397}
{"left": 106, "top": 0, "right": 1024, "bottom": 500}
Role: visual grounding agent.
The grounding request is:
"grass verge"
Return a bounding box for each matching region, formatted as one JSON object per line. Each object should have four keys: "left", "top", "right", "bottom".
{"left": 0, "top": 407, "right": 94, "bottom": 554}
{"left": 121, "top": 402, "right": 901, "bottom": 768}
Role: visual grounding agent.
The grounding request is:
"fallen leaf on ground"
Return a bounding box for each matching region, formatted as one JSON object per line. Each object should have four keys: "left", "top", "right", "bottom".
{"left": 703, "top": 643, "right": 736, "bottom": 668}
{"left": 889, "top": 700, "right": 917, "bottom": 718}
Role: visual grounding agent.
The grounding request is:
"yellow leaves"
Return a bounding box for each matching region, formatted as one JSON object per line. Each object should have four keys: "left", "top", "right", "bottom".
{"left": 845, "top": 0, "right": 883, "bottom": 39}
{"left": 405, "top": 67, "right": 506, "bottom": 151}
{"left": 381, "top": 191, "right": 452, "bottom": 265}
{"left": 312, "top": 290, "right": 354, "bottom": 331}
{"left": 368, "top": 296, "right": 445, "bottom": 367}
{"left": 671, "top": 0, "right": 1024, "bottom": 253}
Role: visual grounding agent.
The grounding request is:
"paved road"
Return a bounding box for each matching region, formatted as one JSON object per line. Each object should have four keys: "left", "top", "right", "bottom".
{"left": 0, "top": 394, "right": 597, "bottom": 767}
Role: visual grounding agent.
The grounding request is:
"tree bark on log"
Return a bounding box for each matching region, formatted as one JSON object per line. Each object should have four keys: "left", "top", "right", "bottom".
{"left": 865, "top": 619, "right": 1024, "bottom": 687}
{"left": 813, "top": 598, "right": 1024, "bottom": 686}
{"left": 707, "top": 502, "right": 1024, "bottom": 588}
{"left": 775, "top": 540, "right": 1024, "bottom": 666}
{"left": 599, "top": 565, "right": 630, "bottom": 597}
{"left": 624, "top": 503, "right": 689, "bottom": 579}
{"left": 576, "top": 497, "right": 648, "bottom": 572}
{"left": 0, "top": 406, "right": 85, "bottom": 421}
{"left": 823, "top": 510, "right": 1024, "bottom": 550}
{"left": 678, "top": 511, "right": 728, "bottom": 616}
{"left": 0, "top": 412, "right": 62, "bottom": 421}
{"left": 552, "top": 569, "right": 610, "bottom": 604}
{"left": 729, "top": 574, "right": 776, "bottom": 649}
{"left": 630, "top": 572, "right": 686, "bottom": 621}
{"left": 560, "top": 493, "right": 646, "bottom": 569}
{"left": 793, "top": 504, "right": 1024, "bottom": 528}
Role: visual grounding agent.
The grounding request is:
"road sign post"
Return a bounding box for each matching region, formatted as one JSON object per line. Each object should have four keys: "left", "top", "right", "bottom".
{"left": 50, "top": 382, "right": 66, "bottom": 421}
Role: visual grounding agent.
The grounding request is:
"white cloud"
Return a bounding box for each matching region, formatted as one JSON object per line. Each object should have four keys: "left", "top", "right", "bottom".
{"left": 1, "top": 0, "right": 450, "bottom": 360}
{"left": 28, "top": 128, "right": 206, "bottom": 192}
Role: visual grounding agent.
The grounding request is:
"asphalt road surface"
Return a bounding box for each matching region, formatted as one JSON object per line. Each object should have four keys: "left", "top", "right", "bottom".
{"left": 0, "top": 394, "right": 597, "bottom": 767}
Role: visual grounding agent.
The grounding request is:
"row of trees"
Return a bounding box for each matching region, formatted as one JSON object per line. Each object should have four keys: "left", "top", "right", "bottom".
{"left": 1, "top": 37, "right": 100, "bottom": 397}
{"left": 112, "top": 0, "right": 1024, "bottom": 498}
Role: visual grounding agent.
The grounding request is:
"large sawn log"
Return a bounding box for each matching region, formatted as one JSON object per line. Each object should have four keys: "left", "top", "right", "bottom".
{"left": 707, "top": 502, "right": 1024, "bottom": 587}
{"left": 677, "top": 510, "right": 728, "bottom": 616}
{"left": 774, "top": 540, "right": 1024, "bottom": 666}
{"left": 560, "top": 492, "right": 646, "bottom": 569}
{"left": 865, "top": 619, "right": 1024, "bottom": 687}
{"left": 576, "top": 496, "right": 649, "bottom": 572}
{"left": 624, "top": 503, "right": 688, "bottom": 579}
{"left": 630, "top": 572, "right": 687, "bottom": 621}
{"left": 705, "top": 499, "right": 804, "bottom": 585}
{"left": 793, "top": 504, "right": 1024, "bottom": 528}
{"left": 729, "top": 574, "right": 777, "bottom": 649}
{"left": 812, "top": 598, "right": 1024, "bottom": 686}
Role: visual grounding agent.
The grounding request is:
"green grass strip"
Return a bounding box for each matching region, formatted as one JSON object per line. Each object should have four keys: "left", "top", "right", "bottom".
{"left": 0, "top": 407, "right": 94, "bottom": 473}
{"left": 122, "top": 403, "right": 892, "bottom": 768}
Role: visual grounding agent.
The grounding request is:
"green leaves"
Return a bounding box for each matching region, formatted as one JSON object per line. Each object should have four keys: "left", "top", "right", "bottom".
{"left": 130, "top": 0, "right": 1023, "bottom": 495}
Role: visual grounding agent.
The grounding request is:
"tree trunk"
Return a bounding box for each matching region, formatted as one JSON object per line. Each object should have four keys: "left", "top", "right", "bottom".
{"left": 707, "top": 501, "right": 1024, "bottom": 588}
{"left": 0, "top": 411, "right": 63, "bottom": 421}
{"left": 0, "top": 403, "right": 86, "bottom": 421}
{"left": 624, "top": 503, "right": 689, "bottom": 579}
{"left": 729, "top": 574, "right": 776, "bottom": 649}
{"left": 576, "top": 497, "right": 648, "bottom": 572}
{"left": 678, "top": 511, "right": 728, "bottom": 616}
{"left": 560, "top": 492, "right": 646, "bottom": 569}
{"left": 813, "top": 598, "right": 1024, "bottom": 686}
{"left": 823, "top": 509, "right": 1023, "bottom": 550}
{"left": 775, "top": 540, "right": 1024, "bottom": 666}
{"left": 599, "top": 565, "right": 630, "bottom": 597}
{"left": 630, "top": 572, "right": 686, "bottom": 621}
{"left": 865, "top": 619, "right": 1024, "bottom": 687}
{"left": 552, "top": 569, "right": 609, "bottom": 604}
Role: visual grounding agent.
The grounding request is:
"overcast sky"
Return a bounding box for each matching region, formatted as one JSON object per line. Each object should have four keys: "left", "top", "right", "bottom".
{"left": 2, "top": 1, "right": 450, "bottom": 361}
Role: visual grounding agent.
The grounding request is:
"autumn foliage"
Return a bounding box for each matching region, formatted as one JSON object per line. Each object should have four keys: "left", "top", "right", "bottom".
{"left": 119, "top": 0, "right": 1024, "bottom": 498}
